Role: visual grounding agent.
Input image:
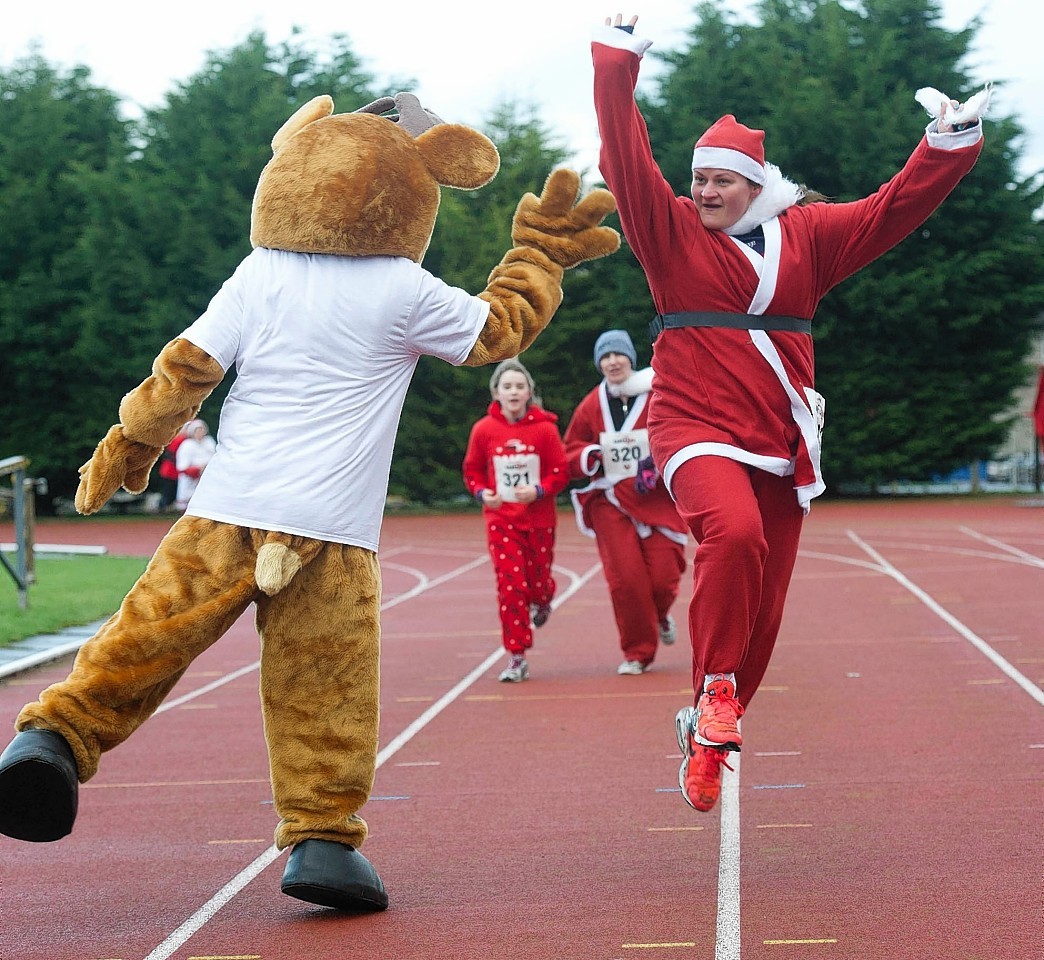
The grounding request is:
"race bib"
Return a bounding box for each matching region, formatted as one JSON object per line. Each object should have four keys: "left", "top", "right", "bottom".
{"left": 492, "top": 452, "right": 540, "bottom": 502}
{"left": 803, "top": 387, "right": 826, "bottom": 446}
{"left": 600, "top": 428, "right": 650, "bottom": 480}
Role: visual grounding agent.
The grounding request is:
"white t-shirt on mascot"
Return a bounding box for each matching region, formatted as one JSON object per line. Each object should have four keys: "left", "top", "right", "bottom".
{"left": 180, "top": 248, "right": 489, "bottom": 551}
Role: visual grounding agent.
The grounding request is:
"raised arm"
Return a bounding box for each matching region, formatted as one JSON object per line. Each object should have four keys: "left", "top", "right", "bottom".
{"left": 811, "top": 87, "right": 987, "bottom": 292}
{"left": 590, "top": 16, "right": 694, "bottom": 279}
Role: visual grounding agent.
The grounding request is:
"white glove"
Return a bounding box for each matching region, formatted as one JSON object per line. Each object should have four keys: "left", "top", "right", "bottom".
{"left": 915, "top": 83, "right": 992, "bottom": 128}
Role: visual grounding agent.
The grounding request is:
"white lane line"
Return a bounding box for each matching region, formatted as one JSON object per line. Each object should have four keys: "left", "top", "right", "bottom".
{"left": 156, "top": 662, "right": 260, "bottom": 715}
{"left": 716, "top": 747, "right": 742, "bottom": 960}
{"left": 155, "top": 554, "right": 491, "bottom": 714}
{"left": 818, "top": 539, "right": 1044, "bottom": 567}
{"left": 142, "top": 560, "right": 603, "bottom": 960}
{"left": 798, "top": 549, "right": 886, "bottom": 572}
{"left": 141, "top": 846, "right": 284, "bottom": 960}
{"left": 381, "top": 555, "right": 488, "bottom": 610}
{"left": 958, "top": 526, "right": 1044, "bottom": 568}
{"left": 847, "top": 530, "right": 1044, "bottom": 707}
{"left": 376, "top": 560, "right": 597, "bottom": 767}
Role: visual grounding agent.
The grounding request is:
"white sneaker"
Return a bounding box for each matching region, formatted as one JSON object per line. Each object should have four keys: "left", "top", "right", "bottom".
{"left": 658, "top": 614, "right": 677, "bottom": 646}
{"left": 498, "top": 655, "right": 529, "bottom": 682}
{"left": 617, "top": 659, "right": 646, "bottom": 676}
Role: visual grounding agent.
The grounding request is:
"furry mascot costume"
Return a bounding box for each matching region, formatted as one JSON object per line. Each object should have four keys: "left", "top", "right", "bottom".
{"left": 0, "top": 92, "right": 619, "bottom": 910}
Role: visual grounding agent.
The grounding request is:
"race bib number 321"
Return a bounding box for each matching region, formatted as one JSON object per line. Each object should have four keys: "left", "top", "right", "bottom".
{"left": 492, "top": 453, "right": 541, "bottom": 502}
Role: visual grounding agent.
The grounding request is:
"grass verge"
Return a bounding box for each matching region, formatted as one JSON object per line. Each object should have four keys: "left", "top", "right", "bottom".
{"left": 0, "top": 554, "right": 148, "bottom": 647}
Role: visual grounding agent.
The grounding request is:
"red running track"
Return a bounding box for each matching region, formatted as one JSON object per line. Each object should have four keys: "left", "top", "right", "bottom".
{"left": 0, "top": 498, "right": 1041, "bottom": 960}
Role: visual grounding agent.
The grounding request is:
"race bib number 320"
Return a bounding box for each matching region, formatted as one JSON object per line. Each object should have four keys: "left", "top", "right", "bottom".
{"left": 492, "top": 453, "right": 540, "bottom": 502}
{"left": 600, "top": 429, "right": 650, "bottom": 480}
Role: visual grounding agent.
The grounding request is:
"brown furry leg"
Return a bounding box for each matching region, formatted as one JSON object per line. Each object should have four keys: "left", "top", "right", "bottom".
{"left": 256, "top": 545, "right": 381, "bottom": 850}
{"left": 16, "top": 517, "right": 259, "bottom": 780}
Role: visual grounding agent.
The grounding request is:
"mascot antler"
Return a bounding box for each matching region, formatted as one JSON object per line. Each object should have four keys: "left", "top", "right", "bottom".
{"left": 354, "top": 92, "right": 443, "bottom": 137}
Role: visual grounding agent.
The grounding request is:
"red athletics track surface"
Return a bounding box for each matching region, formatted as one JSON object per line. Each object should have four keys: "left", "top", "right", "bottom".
{"left": 0, "top": 498, "right": 1041, "bottom": 960}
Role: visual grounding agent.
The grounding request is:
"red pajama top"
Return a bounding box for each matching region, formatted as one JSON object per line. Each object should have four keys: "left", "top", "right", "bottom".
{"left": 462, "top": 402, "right": 569, "bottom": 528}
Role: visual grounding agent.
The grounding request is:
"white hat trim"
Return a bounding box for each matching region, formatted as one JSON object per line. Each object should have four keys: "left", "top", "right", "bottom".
{"left": 692, "top": 146, "right": 766, "bottom": 185}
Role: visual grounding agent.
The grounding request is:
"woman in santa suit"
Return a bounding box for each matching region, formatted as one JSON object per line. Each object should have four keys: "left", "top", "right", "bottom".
{"left": 563, "top": 328, "right": 687, "bottom": 676}
{"left": 592, "top": 13, "right": 987, "bottom": 812}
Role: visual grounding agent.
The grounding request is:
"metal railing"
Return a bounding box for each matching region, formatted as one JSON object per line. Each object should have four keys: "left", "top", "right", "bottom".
{"left": 0, "top": 456, "right": 35, "bottom": 609}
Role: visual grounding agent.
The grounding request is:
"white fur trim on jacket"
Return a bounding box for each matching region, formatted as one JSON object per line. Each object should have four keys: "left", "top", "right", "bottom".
{"left": 723, "top": 162, "right": 803, "bottom": 236}
{"left": 606, "top": 366, "right": 654, "bottom": 398}
{"left": 591, "top": 23, "right": 653, "bottom": 57}
{"left": 915, "top": 83, "right": 991, "bottom": 126}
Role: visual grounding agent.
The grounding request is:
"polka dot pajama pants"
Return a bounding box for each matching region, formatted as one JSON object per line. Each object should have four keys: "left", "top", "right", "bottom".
{"left": 485, "top": 519, "right": 556, "bottom": 654}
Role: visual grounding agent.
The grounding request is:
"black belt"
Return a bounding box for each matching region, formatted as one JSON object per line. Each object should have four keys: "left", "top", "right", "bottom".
{"left": 649, "top": 311, "right": 812, "bottom": 341}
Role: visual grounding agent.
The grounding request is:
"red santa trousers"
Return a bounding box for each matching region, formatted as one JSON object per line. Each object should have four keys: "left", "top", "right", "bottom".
{"left": 670, "top": 456, "right": 803, "bottom": 708}
{"left": 485, "top": 518, "right": 556, "bottom": 655}
{"left": 587, "top": 495, "right": 686, "bottom": 666}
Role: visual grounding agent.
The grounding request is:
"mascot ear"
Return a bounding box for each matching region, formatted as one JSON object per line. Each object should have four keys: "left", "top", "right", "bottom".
{"left": 415, "top": 124, "right": 500, "bottom": 190}
{"left": 272, "top": 95, "right": 335, "bottom": 152}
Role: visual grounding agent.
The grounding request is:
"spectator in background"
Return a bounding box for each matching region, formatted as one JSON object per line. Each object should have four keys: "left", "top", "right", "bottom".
{"left": 157, "top": 423, "right": 190, "bottom": 511}
{"left": 175, "top": 419, "right": 216, "bottom": 512}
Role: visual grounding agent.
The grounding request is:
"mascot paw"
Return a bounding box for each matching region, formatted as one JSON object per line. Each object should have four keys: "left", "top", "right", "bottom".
{"left": 511, "top": 168, "right": 620, "bottom": 269}
{"left": 281, "top": 838, "right": 389, "bottom": 912}
{"left": 75, "top": 425, "right": 163, "bottom": 515}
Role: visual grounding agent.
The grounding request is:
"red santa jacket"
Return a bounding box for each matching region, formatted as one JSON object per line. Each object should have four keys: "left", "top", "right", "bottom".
{"left": 462, "top": 401, "right": 569, "bottom": 528}
{"left": 157, "top": 432, "right": 186, "bottom": 482}
{"left": 563, "top": 375, "right": 687, "bottom": 540}
{"left": 592, "top": 28, "right": 982, "bottom": 510}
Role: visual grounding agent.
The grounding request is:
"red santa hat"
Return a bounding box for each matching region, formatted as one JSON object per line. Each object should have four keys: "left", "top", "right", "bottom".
{"left": 691, "top": 115, "right": 767, "bottom": 185}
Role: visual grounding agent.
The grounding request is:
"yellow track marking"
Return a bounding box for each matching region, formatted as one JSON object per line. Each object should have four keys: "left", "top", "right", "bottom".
{"left": 84, "top": 778, "right": 268, "bottom": 790}
{"left": 764, "top": 939, "right": 838, "bottom": 945}
{"left": 647, "top": 826, "right": 705, "bottom": 832}
{"left": 622, "top": 943, "right": 698, "bottom": 949}
{"left": 382, "top": 630, "right": 498, "bottom": 639}
{"left": 755, "top": 823, "right": 813, "bottom": 829}
{"left": 207, "top": 839, "right": 268, "bottom": 845}
{"left": 466, "top": 689, "right": 691, "bottom": 702}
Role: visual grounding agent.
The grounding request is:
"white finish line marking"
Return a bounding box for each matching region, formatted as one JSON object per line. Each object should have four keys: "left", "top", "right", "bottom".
{"left": 716, "top": 747, "right": 742, "bottom": 960}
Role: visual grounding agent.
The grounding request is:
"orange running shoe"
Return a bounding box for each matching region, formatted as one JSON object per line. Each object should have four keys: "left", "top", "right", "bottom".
{"left": 694, "top": 674, "right": 743, "bottom": 750}
{"left": 675, "top": 707, "right": 734, "bottom": 811}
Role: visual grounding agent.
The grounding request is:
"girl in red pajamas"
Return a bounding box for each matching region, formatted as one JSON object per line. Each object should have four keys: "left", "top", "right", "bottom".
{"left": 462, "top": 359, "right": 569, "bottom": 682}
{"left": 593, "top": 13, "right": 988, "bottom": 811}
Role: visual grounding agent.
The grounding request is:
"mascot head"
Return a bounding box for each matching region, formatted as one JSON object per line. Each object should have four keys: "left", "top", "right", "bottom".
{"left": 250, "top": 92, "right": 500, "bottom": 263}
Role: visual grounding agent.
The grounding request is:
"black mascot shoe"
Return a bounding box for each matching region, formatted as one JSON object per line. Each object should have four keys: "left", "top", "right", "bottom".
{"left": 0, "top": 728, "right": 79, "bottom": 842}
{"left": 281, "top": 838, "right": 389, "bottom": 912}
